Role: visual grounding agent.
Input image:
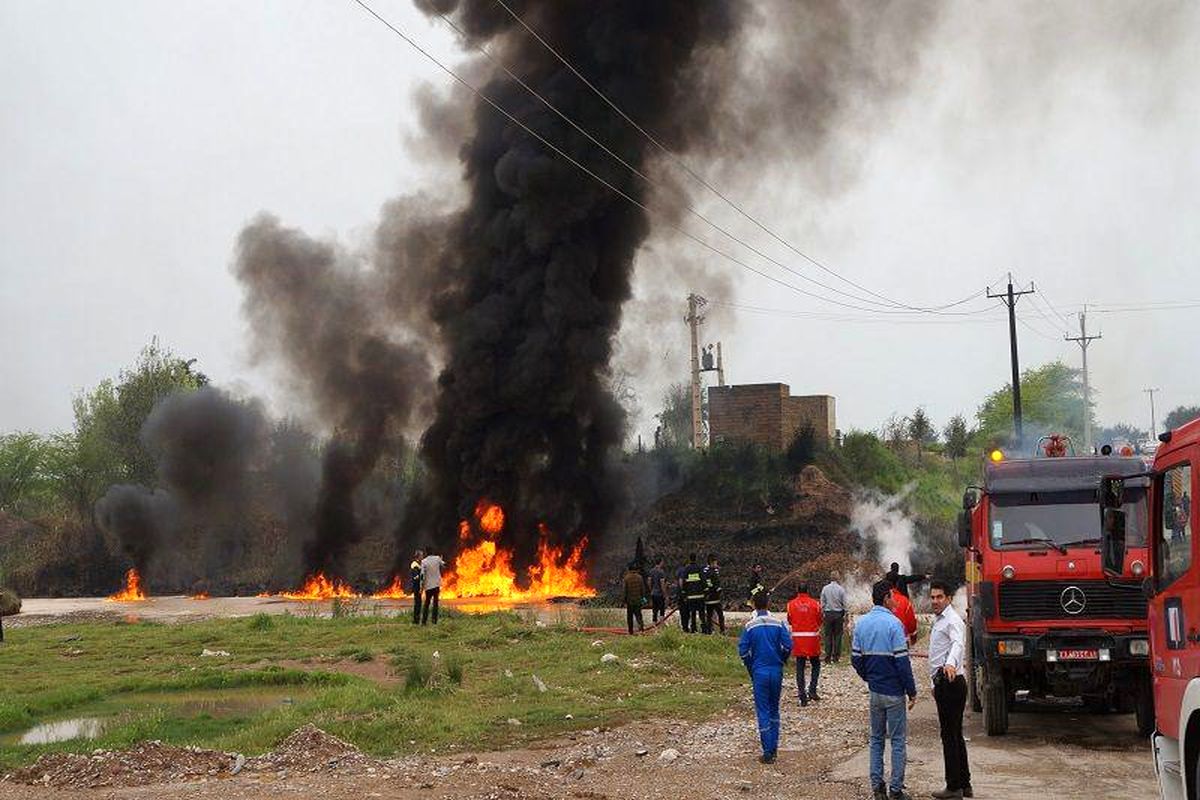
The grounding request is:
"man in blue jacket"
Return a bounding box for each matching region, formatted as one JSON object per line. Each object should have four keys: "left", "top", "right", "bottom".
{"left": 738, "top": 590, "right": 792, "bottom": 763}
{"left": 852, "top": 580, "right": 918, "bottom": 800}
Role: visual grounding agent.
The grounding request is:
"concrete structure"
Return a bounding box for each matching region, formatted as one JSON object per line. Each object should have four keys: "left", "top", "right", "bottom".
{"left": 707, "top": 383, "right": 836, "bottom": 451}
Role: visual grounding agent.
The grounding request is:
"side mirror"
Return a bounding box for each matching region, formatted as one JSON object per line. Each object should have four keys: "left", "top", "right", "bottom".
{"left": 1101, "top": 507, "right": 1127, "bottom": 577}
{"left": 962, "top": 488, "right": 979, "bottom": 511}
{"left": 957, "top": 510, "right": 972, "bottom": 549}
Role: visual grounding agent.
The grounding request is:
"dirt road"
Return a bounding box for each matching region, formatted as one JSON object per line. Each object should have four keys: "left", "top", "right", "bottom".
{"left": 1, "top": 649, "right": 1157, "bottom": 800}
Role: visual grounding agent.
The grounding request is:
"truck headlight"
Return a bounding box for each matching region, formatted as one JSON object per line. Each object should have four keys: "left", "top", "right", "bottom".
{"left": 998, "top": 639, "right": 1025, "bottom": 656}
{"left": 1130, "top": 639, "right": 1150, "bottom": 656}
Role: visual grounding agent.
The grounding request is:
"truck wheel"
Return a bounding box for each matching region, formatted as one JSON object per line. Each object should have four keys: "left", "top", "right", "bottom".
{"left": 1135, "top": 681, "right": 1155, "bottom": 738}
{"left": 982, "top": 670, "right": 1009, "bottom": 736}
{"left": 967, "top": 627, "right": 982, "bottom": 713}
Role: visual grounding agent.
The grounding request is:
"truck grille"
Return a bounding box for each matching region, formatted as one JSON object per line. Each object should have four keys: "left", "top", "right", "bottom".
{"left": 998, "top": 580, "right": 1147, "bottom": 621}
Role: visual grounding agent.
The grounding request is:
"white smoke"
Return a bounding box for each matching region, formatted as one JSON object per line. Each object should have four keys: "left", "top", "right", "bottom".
{"left": 850, "top": 485, "right": 917, "bottom": 573}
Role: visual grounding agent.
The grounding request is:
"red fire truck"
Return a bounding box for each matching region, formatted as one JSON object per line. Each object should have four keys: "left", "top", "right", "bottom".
{"left": 962, "top": 437, "right": 1153, "bottom": 736}
{"left": 1102, "top": 418, "right": 1200, "bottom": 799}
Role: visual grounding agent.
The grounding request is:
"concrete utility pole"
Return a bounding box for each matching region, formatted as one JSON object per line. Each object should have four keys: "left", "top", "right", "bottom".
{"left": 1145, "top": 387, "right": 1160, "bottom": 439}
{"left": 716, "top": 341, "right": 726, "bottom": 387}
{"left": 987, "top": 274, "right": 1036, "bottom": 444}
{"left": 686, "top": 294, "right": 707, "bottom": 449}
{"left": 1065, "top": 309, "right": 1101, "bottom": 452}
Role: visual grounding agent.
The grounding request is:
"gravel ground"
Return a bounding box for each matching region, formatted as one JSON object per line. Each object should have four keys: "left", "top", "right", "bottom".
{"left": 1, "top": 656, "right": 882, "bottom": 800}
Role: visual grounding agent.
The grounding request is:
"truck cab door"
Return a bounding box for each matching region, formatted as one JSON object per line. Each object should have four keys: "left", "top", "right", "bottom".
{"left": 1149, "top": 458, "right": 1196, "bottom": 741}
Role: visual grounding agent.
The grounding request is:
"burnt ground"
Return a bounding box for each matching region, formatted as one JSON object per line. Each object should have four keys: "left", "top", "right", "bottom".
{"left": 0, "top": 653, "right": 1156, "bottom": 800}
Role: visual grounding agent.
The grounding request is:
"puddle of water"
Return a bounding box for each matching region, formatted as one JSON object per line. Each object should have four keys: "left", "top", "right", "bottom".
{"left": 20, "top": 718, "right": 107, "bottom": 745}
{"left": 7, "top": 687, "right": 311, "bottom": 747}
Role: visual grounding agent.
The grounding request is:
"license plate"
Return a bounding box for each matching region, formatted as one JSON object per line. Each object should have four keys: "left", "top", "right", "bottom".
{"left": 1056, "top": 648, "right": 1099, "bottom": 660}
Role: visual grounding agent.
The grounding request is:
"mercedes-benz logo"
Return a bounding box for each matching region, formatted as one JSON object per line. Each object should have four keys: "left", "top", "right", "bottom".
{"left": 1061, "top": 585, "right": 1087, "bottom": 615}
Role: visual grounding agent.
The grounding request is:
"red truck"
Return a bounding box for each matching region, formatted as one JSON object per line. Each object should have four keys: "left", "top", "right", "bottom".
{"left": 1102, "top": 417, "right": 1200, "bottom": 799}
{"left": 961, "top": 438, "right": 1153, "bottom": 736}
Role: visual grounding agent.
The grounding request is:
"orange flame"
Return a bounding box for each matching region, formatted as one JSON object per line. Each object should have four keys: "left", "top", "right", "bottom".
{"left": 279, "top": 572, "right": 360, "bottom": 600}
{"left": 370, "top": 575, "right": 409, "bottom": 600}
{"left": 107, "top": 568, "right": 148, "bottom": 602}
{"left": 441, "top": 502, "right": 594, "bottom": 600}
{"left": 188, "top": 592, "right": 211, "bottom": 600}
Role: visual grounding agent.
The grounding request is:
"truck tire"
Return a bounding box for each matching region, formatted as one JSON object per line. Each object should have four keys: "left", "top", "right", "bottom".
{"left": 1135, "top": 680, "right": 1155, "bottom": 738}
{"left": 982, "top": 668, "right": 1009, "bottom": 736}
{"left": 967, "top": 625, "right": 982, "bottom": 713}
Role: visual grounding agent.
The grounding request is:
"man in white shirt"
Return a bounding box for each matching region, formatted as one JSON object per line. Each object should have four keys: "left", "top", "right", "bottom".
{"left": 928, "top": 580, "right": 972, "bottom": 799}
{"left": 420, "top": 552, "right": 446, "bottom": 625}
{"left": 819, "top": 572, "right": 848, "bottom": 663}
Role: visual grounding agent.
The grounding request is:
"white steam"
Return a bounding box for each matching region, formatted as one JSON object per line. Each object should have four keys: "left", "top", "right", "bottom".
{"left": 850, "top": 485, "right": 917, "bottom": 573}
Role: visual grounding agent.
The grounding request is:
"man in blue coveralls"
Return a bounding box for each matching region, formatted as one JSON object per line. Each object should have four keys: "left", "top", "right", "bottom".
{"left": 738, "top": 590, "right": 792, "bottom": 763}
{"left": 852, "top": 580, "right": 918, "bottom": 800}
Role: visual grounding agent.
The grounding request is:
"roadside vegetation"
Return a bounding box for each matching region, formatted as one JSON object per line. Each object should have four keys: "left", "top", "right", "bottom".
{"left": 0, "top": 611, "right": 744, "bottom": 771}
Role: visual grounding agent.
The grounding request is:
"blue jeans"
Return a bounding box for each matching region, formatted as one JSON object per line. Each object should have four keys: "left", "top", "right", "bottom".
{"left": 751, "top": 667, "right": 783, "bottom": 756}
{"left": 869, "top": 692, "right": 908, "bottom": 793}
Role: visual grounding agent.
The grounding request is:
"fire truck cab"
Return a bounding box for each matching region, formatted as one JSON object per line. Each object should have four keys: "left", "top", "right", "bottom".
{"left": 962, "top": 439, "right": 1152, "bottom": 736}
{"left": 1102, "top": 418, "right": 1200, "bottom": 800}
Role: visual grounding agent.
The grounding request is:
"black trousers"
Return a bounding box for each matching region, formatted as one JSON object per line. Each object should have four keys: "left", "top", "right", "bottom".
{"left": 421, "top": 587, "right": 440, "bottom": 625}
{"left": 934, "top": 674, "right": 971, "bottom": 790}
{"left": 795, "top": 655, "right": 820, "bottom": 699}
{"left": 822, "top": 611, "right": 844, "bottom": 662}
{"left": 686, "top": 598, "right": 705, "bottom": 633}
{"left": 411, "top": 585, "right": 423, "bottom": 624}
{"left": 705, "top": 602, "right": 724, "bottom": 634}
{"left": 651, "top": 595, "right": 666, "bottom": 622}
{"left": 626, "top": 603, "right": 645, "bottom": 634}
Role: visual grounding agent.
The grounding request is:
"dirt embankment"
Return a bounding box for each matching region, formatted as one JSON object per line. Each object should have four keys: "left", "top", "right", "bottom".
{"left": 597, "top": 466, "right": 859, "bottom": 607}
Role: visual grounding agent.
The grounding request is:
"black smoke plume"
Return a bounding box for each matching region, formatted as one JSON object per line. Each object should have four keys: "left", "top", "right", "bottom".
{"left": 399, "top": 0, "right": 747, "bottom": 575}
{"left": 234, "top": 217, "right": 432, "bottom": 579}
{"left": 95, "top": 387, "right": 269, "bottom": 583}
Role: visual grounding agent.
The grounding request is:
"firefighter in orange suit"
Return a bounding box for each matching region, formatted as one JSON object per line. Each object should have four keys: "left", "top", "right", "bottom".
{"left": 786, "top": 581, "right": 824, "bottom": 706}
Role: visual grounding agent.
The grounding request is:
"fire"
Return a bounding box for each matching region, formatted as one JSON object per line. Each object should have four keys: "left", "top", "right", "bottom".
{"left": 280, "top": 572, "right": 360, "bottom": 600}
{"left": 441, "top": 501, "right": 594, "bottom": 600}
{"left": 370, "top": 575, "right": 409, "bottom": 600}
{"left": 188, "top": 592, "right": 211, "bottom": 600}
{"left": 107, "top": 568, "right": 147, "bottom": 602}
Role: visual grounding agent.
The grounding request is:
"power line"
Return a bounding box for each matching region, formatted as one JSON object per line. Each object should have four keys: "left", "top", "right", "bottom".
{"left": 428, "top": 8, "right": 914, "bottom": 312}
{"left": 490, "top": 0, "right": 983, "bottom": 315}
{"left": 350, "top": 0, "right": 995, "bottom": 318}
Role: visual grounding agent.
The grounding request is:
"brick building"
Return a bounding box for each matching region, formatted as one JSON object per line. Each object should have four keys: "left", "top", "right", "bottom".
{"left": 707, "top": 383, "right": 836, "bottom": 451}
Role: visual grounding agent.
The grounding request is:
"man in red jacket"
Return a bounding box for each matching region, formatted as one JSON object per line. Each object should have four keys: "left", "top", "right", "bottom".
{"left": 786, "top": 581, "right": 823, "bottom": 706}
{"left": 889, "top": 577, "right": 919, "bottom": 645}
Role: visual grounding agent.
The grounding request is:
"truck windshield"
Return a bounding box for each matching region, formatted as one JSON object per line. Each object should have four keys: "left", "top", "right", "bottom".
{"left": 989, "top": 488, "right": 1147, "bottom": 549}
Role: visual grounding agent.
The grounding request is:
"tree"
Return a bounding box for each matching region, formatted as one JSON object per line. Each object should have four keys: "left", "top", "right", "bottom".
{"left": 1096, "top": 422, "right": 1145, "bottom": 448}
{"left": 1164, "top": 406, "right": 1200, "bottom": 432}
{"left": 880, "top": 414, "right": 911, "bottom": 452}
{"left": 71, "top": 340, "right": 207, "bottom": 492}
{"left": 654, "top": 383, "right": 692, "bottom": 449}
{"left": 0, "top": 433, "right": 55, "bottom": 517}
{"left": 975, "top": 361, "right": 1090, "bottom": 446}
{"left": 784, "top": 424, "right": 819, "bottom": 474}
{"left": 908, "top": 407, "right": 935, "bottom": 462}
{"left": 943, "top": 415, "right": 970, "bottom": 460}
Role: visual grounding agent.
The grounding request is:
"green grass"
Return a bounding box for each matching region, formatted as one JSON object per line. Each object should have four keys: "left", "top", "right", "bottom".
{"left": 0, "top": 611, "right": 745, "bottom": 770}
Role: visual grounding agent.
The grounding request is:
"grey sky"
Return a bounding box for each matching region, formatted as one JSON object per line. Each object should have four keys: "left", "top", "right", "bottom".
{"left": 3, "top": 1, "right": 1198, "bottom": 443}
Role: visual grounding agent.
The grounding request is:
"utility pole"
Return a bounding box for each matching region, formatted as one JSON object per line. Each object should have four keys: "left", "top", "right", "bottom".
{"left": 716, "top": 341, "right": 726, "bottom": 386}
{"left": 686, "top": 294, "right": 707, "bottom": 449}
{"left": 1145, "top": 387, "right": 1160, "bottom": 439}
{"left": 987, "top": 274, "right": 1036, "bottom": 444}
{"left": 1065, "top": 308, "right": 1101, "bottom": 452}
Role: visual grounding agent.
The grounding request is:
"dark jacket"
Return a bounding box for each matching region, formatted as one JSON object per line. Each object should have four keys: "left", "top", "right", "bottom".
{"left": 623, "top": 571, "right": 647, "bottom": 606}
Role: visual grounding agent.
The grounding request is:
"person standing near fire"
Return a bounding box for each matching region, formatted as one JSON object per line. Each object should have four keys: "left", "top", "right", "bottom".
{"left": 622, "top": 562, "right": 647, "bottom": 634}
{"left": 703, "top": 553, "right": 725, "bottom": 634}
{"left": 888, "top": 576, "right": 919, "bottom": 645}
{"left": 647, "top": 557, "right": 668, "bottom": 624}
{"left": 681, "top": 554, "right": 707, "bottom": 634}
{"left": 820, "top": 571, "right": 847, "bottom": 663}
{"left": 786, "top": 581, "right": 823, "bottom": 706}
{"left": 419, "top": 550, "right": 445, "bottom": 625}
{"left": 409, "top": 549, "right": 425, "bottom": 625}
{"left": 747, "top": 563, "right": 766, "bottom": 608}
